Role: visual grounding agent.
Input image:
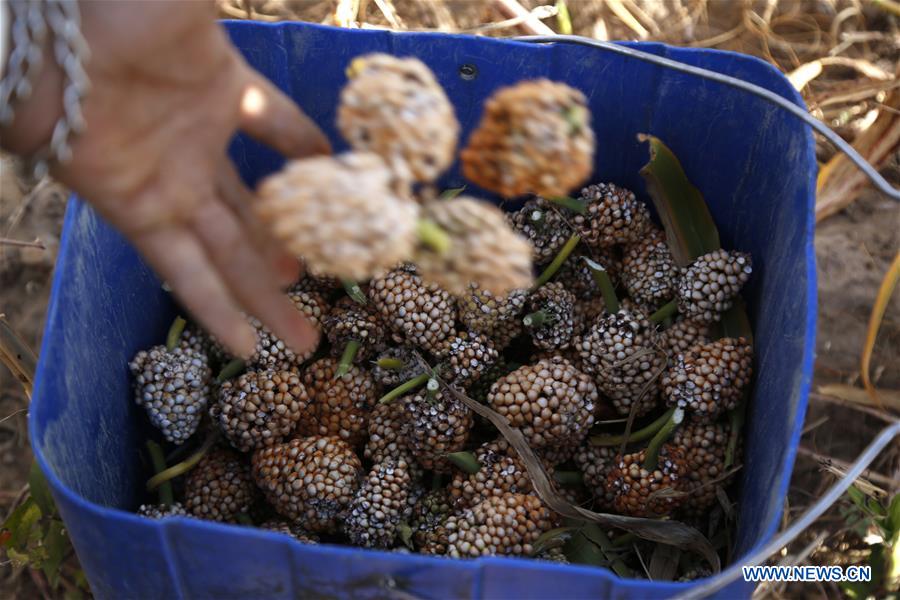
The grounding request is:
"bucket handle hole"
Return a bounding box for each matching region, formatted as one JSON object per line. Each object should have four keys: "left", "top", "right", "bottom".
{"left": 458, "top": 64, "right": 478, "bottom": 81}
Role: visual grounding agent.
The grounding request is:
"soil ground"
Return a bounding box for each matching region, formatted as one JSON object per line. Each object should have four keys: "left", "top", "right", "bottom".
{"left": 2, "top": 1, "right": 898, "bottom": 598}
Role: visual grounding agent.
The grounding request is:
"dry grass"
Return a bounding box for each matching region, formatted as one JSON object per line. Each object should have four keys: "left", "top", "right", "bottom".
{"left": 2, "top": 1, "right": 898, "bottom": 597}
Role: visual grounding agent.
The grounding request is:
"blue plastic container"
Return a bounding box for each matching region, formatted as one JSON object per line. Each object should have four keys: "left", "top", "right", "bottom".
{"left": 30, "top": 21, "right": 817, "bottom": 599}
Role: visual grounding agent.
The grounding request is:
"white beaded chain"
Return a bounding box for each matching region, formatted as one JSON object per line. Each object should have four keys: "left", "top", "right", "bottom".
{"left": 0, "top": 0, "right": 48, "bottom": 124}
{"left": 0, "top": 0, "right": 89, "bottom": 177}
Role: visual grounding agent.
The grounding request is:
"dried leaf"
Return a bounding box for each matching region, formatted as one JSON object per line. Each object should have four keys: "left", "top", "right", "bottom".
{"left": 606, "top": 0, "right": 649, "bottom": 38}
{"left": 638, "top": 134, "right": 720, "bottom": 267}
{"left": 818, "top": 383, "right": 900, "bottom": 413}
{"left": 788, "top": 60, "right": 824, "bottom": 91}
{"left": 445, "top": 385, "right": 721, "bottom": 571}
{"left": 649, "top": 544, "right": 680, "bottom": 581}
{"left": 817, "top": 68, "right": 900, "bottom": 220}
{"left": 788, "top": 57, "right": 893, "bottom": 92}
{"left": 0, "top": 314, "right": 38, "bottom": 399}
{"left": 862, "top": 252, "right": 900, "bottom": 410}
{"left": 873, "top": 0, "right": 900, "bottom": 17}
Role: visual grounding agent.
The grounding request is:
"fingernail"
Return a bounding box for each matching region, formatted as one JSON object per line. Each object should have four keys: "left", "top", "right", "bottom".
{"left": 285, "top": 316, "right": 320, "bottom": 356}
{"left": 275, "top": 254, "right": 301, "bottom": 288}
{"left": 235, "top": 323, "right": 258, "bottom": 360}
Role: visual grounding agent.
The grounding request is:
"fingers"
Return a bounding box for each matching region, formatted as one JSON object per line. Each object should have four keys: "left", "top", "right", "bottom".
{"left": 131, "top": 227, "right": 258, "bottom": 359}
{"left": 190, "top": 195, "right": 320, "bottom": 358}
{"left": 216, "top": 161, "right": 301, "bottom": 287}
{"left": 238, "top": 67, "right": 332, "bottom": 159}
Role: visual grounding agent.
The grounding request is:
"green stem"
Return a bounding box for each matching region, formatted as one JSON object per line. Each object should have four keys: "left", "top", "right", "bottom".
{"left": 376, "top": 357, "right": 405, "bottom": 370}
{"left": 523, "top": 309, "right": 550, "bottom": 329}
{"left": 341, "top": 278, "right": 367, "bottom": 305}
{"left": 725, "top": 393, "right": 748, "bottom": 469}
{"left": 553, "top": 470, "right": 584, "bottom": 486}
{"left": 642, "top": 408, "right": 683, "bottom": 471}
{"left": 440, "top": 186, "right": 466, "bottom": 200}
{"left": 165, "top": 316, "right": 187, "bottom": 351}
{"left": 533, "top": 233, "right": 581, "bottom": 289}
{"left": 146, "top": 441, "right": 174, "bottom": 507}
{"left": 335, "top": 340, "right": 361, "bottom": 378}
{"left": 417, "top": 219, "right": 452, "bottom": 255}
{"left": 649, "top": 299, "right": 678, "bottom": 324}
{"left": 147, "top": 430, "right": 219, "bottom": 491}
{"left": 546, "top": 195, "right": 587, "bottom": 214}
{"left": 590, "top": 407, "right": 676, "bottom": 447}
{"left": 583, "top": 257, "right": 619, "bottom": 314}
{"left": 216, "top": 358, "right": 246, "bottom": 384}
{"left": 447, "top": 451, "right": 481, "bottom": 474}
{"left": 379, "top": 372, "right": 430, "bottom": 405}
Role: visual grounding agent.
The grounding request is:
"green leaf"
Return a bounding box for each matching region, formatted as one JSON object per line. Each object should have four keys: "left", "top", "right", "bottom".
{"left": 41, "top": 520, "right": 67, "bottom": 589}
{"left": 532, "top": 527, "right": 576, "bottom": 555}
{"left": 3, "top": 497, "right": 41, "bottom": 549}
{"left": 888, "top": 493, "right": 900, "bottom": 533}
{"left": 74, "top": 569, "right": 90, "bottom": 590}
{"left": 215, "top": 358, "right": 246, "bottom": 384}
{"left": 341, "top": 279, "right": 367, "bottom": 305}
{"left": 847, "top": 485, "right": 868, "bottom": 511}
{"left": 868, "top": 497, "right": 887, "bottom": 517}
{"left": 6, "top": 546, "right": 32, "bottom": 568}
{"left": 889, "top": 528, "right": 900, "bottom": 589}
{"left": 843, "top": 543, "right": 885, "bottom": 599}
{"left": 841, "top": 580, "right": 873, "bottom": 600}
{"left": 564, "top": 530, "right": 605, "bottom": 566}
{"left": 440, "top": 186, "right": 466, "bottom": 200}
{"left": 563, "top": 522, "right": 633, "bottom": 578}
{"left": 64, "top": 589, "right": 85, "bottom": 600}
{"left": 397, "top": 522, "right": 414, "bottom": 550}
{"left": 638, "top": 134, "right": 721, "bottom": 267}
{"left": 29, "top": 461, "right": 56, "bottom": 517}
{"left": 713, "top": 298, "right": 754, "bottom": 342}
{"left": 446, "top": 451, "right": 481, "bottom": 474}
{"left": 546, "top": 195, "right": 588, "bottom": 214}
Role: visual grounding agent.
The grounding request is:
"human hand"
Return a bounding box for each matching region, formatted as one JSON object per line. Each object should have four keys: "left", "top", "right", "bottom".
{"left": 0, "top": 1, "right": 330, "bottom": 358}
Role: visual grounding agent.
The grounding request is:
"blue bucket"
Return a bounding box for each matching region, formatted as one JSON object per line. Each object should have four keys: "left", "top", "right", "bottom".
{"left": 30, "top": 21, "right": 817, "bottom": 599}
